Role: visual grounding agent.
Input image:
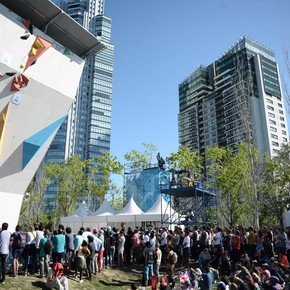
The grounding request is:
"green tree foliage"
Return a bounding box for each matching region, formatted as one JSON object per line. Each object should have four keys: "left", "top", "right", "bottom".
{"left": 124, "top": 143, "right": 158, "bottom": 171}
{"left": 45, "top": 156, "right": 87, "bottom": 217}
{"left": 167, "top": 146, "right": 203, "bottom": 180}
{"left": 206, "top": 143, "right": 258, "bottom": 226}
{"left": 87, "top": 152, "right": 123, "bottom": 204}
{"left": 44, "top": 153, "right": 123, "bottom": 222}
{"left": 259, "top": 143, "right": 290, "bottom": 226}
{"left": 106, "top": 184, "right": 124, "bottom": 212}
{"left": 20, "top": 171, "right": 51, "bottom": 229}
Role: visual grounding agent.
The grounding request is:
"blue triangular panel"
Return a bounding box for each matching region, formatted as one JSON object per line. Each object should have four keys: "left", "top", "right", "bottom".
{"left": 22, "top": 142, "right": 40, "bottom": 169}
{"left": 22, "top": 115, "right": 66, "bottom": 169}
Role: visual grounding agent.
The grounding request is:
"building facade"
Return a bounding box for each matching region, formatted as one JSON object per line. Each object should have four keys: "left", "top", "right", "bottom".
{"left": 44, "top": 0, "right": 114, "bottom": 210}
{"left": 178, "top": 36, "right": 289, "bottom": 158}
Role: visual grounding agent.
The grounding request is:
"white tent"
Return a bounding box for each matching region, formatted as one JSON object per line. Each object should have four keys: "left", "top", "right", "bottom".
{"left": 92, "top": 199, "right": 116, "bottom": 216}
{"left": 107, "top": 197, "right": 143, "bottom": 223}
{"left": 60, "top": 202, "right": 93, "bottom": 232}
{"left": 60, "top": 196, "right": 177, "bottom": 231}
{"left": 74, "top": 202, "right": 93, "bottom": 217}
{"left": 81, "top": 200, "right": 116, "bottom": 229}
{"left": 136, "top": 195, "right": 175, "bottom": 222}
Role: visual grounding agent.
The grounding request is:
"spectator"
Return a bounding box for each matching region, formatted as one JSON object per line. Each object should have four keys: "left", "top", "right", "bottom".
{"left": 39, "top": 229, "right": 50, "bottom": 278}
{"left": 0, "top": 222, "right": 10, "bottom": 284}
{"left": 52, "top": 229, "right": 66, "bottom": 264}
{"left": 11, "top": 225, "right": 24, "bottom": 277}
{"left": 143, "top": 241, "right": 154, "bottom": 286}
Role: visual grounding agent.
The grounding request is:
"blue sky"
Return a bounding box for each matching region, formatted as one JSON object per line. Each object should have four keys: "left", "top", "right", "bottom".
{"left": 106, "top": 0, "right": 290, "bottom": 165}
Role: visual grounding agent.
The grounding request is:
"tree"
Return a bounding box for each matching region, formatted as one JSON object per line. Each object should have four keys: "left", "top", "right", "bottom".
{"left": 45, "top": 156, "right": 88, "bottom": 218}
{"left": 206, "top": 143, "right": 258, "bottom": 227}
{"left": 167, "top": 146, "right": 203, "bottom": 183}
{"left": 124, "top": 143, "right": 158, "bottom": 171}
{"left": 106, "top": 184, "right": 124, "bottom": 212}
{"left": 232, "top": 50, "right": 261, "bottom": 228}
{"left": 20, "top": 169, "right": 51, "bottom": 229}
{"left": 86, "top": 152, "right": 123, "bottom": 206}
{"left": 259, "top": 143, "right": 290, "bottom": 226}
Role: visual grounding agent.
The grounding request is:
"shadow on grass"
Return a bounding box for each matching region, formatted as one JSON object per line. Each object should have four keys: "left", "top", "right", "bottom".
{"left": 98, "top": 276, "right": 141, "bottom": 288}
{"left": 31, "top": 281, "right": 48, "bottom": 289}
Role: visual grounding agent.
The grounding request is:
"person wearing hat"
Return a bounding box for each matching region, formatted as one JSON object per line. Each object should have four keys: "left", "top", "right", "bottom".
{"left": 217, "top": 281, "right": 227, "bottom": 290}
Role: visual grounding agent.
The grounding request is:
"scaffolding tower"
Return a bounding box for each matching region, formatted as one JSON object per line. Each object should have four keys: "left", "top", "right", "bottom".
{"left": 161, "top": 184, "right": 217, "bottom": 227}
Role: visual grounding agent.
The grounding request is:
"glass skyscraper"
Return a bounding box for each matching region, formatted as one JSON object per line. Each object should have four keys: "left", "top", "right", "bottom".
{"left": 43, "top": 0, "right": 114, "bottom": 210}
{"left": 178, "top": 36, "right": 289, "bottom": 158}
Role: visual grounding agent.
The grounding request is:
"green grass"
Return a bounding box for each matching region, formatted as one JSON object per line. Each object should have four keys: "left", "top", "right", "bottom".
{"left": 0, "top": 266, "right": 144, "bottom": 290}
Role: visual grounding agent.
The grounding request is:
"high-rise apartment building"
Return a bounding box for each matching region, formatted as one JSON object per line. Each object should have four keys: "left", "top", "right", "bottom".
{"left": 44, "top": 0, "right": 114, "bottom": 209}
{"left": 178, "top": 36, "right": 289, "bottom": 158}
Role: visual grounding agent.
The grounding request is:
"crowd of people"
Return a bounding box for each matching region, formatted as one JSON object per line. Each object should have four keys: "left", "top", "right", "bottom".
{"left": 0, "top": 221, "right": 290, "bottom": 289}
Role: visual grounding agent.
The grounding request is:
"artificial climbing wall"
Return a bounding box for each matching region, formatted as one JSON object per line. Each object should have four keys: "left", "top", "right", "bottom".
{"left": 0, "top": 5, "right": 85, "bottom": 230}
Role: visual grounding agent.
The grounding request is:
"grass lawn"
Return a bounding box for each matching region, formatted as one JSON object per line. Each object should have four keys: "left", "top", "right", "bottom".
{"left": 0, "top": 265, "right": 146, "bottom": 290}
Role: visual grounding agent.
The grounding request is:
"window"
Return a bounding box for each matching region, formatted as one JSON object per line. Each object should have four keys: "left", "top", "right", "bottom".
{"left": 282, "top": 130, "right": 286, "bottom": 135}
{"left": 279, "top": 110, "right": 283, "bottom": 114}
{"left": 268, "top": 112, "right": 275, "bottom": 118}
{"left": 283, "top": 138, "right": 288, "bottom": 142}
{"left": 273, "top": 149, "right": 279, "bottom": 154}
{"left": 278, "top": 103, "right": 283, "bottom": 108}
{"left": 269, "top": 119, "right": 276, "bottom": 125}
{"left": 267, "top": 105, "right": 274, "bottom": 111}
{"left": 280, "top": 117, "right": 285, "bottom": 121}
{"left": 272, "top": 141, "right": 279, "bottom": 147}
{"left": 271, "top": 134, "right": 278, "bottom": 139}
{"left": 270, "top": 126, "right": 277, "bottom": 132}
{"left": 281, "top": 123, "right": 286, "bottom": 128}
{"left": 266, "top": 98, "right": 273, "bottom": 104}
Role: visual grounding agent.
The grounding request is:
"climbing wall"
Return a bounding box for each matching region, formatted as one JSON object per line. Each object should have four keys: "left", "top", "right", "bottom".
{"left": 125, "top": 167, "right": 170, "bottom": 211}
{"left": 0, "top": 5, "right": 85, "bottom": 230}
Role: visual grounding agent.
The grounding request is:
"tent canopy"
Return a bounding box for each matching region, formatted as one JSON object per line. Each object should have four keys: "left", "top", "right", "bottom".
{"left": 93, "top": 199, "right": 116, "bottom": 216}
{"left": 116, "top": 197, "right": 143, "bottom": 215}
{"left": 73, "top": 202, "right": 93, "bottom": 217}
{"left": 144, "top": 195, "right": 173, "bottom": 215}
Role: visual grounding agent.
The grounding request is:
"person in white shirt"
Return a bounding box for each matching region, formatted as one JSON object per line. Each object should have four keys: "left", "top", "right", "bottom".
{"left": 82, "top": 227, "right": 91, "bottom": 243}
{"left": 182, "top": 230, "right": 191, "bottom": 268}
{"left": 160, "top": 228, "right": 168, "bottom": 265}
{"left": 149, "top": 231, "right": 156, "bottom": 251}
{"left": 35, "top": 224, "right": 44, "bottom": 249}
{"left": 155, "top": 243, "right": 162, "bottom": 277}
{"left": 117, "top": 230, "right": 126, "bottom": 267}
{"left": 92, "top": 229, "right": 103, "bottom": 274}
{"left": 24, "top": 225, "right": 37, "bottom": 275}
{"left": 0, "top": 223, "right": 11, "bottom": 284}
{"left": 143, "top": 231, "right": 150, "bottom": 243}
{"left": 214, "top": 227, "right": 223, "bottom": 253}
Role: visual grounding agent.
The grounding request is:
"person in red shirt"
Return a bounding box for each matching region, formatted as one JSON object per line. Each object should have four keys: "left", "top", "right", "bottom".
{"left": 231, "top": 230, "right": 241, "bottom": 265}
{"left": 278, "top": 249, "right": 289, "bottom": 269}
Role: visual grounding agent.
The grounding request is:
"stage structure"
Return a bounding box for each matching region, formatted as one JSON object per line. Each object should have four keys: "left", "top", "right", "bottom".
{"left": 124, "top": 164, "right": 170, "bottom": 211}
{"left": 0, "top": 0, "right": 105, "bottom": 230}
{"left": 161, "top": 183, "right": 217, "bottom": 227}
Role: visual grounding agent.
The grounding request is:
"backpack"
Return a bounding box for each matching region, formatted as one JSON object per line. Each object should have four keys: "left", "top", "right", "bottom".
{"left": 13, "top": 232, "right": 26, "bottom": 249}
{"left": 44, "top": 239, "right": 53, "bottom": 255}
{"left": 146, "top": 249, "right": 154, "bottom": 264}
